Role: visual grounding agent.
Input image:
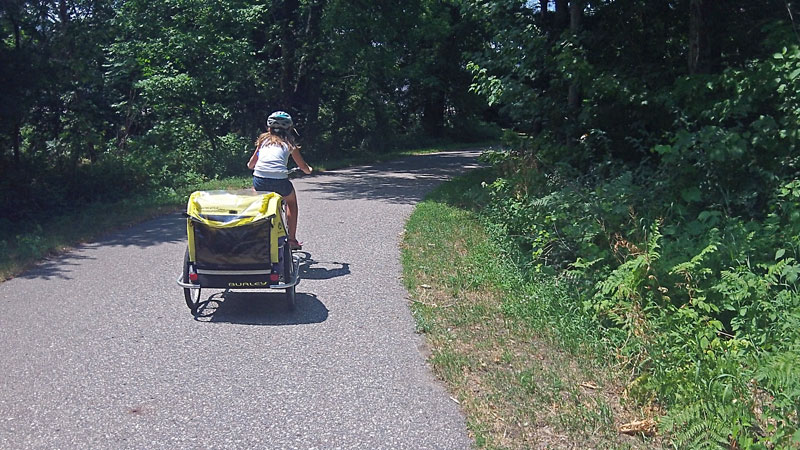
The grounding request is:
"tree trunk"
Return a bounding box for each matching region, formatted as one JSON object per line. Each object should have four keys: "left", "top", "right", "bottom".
{"left": 8, "top": 12, "right": 22, "bottom": 165}
{"left": 10, "top": 11, "right": 21, "bottom": 51}
{"left": 569, "top": 0, "right": 581, "bottom": 32}
{"left": 293, "top": 0, "right": 326, "bottom": 147}
{"left": 568, "top": 0, "right": 582, "bottom": 110}
{"left": 689, "top": 0, "right": 712, "bottom": 74}
{"left": 12, "top": 122, "right": 21, "bottom": 166}
{"left": 555, "top": 0, "right": 569, "bottom": 30}
{"left": 58, "top": 0, "right": 69, "bottom": 24}
{"left": 278, "top": 0, "right": 300, "bottom": 108}
{"left": 422, "top": 89, "right": 446, "bottom": 138}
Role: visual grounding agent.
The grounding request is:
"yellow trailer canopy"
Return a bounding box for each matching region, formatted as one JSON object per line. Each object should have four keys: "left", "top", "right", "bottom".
{"left": 186, "top": 190, "right": 287, "bottom": 266}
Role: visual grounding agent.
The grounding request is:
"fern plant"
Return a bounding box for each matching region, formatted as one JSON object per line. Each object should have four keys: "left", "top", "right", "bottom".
{"left": 590, "top": 221, "right": 662, "bottom": 331}
{"left": 661, "top": 400, "right": 755, "bottom": 450}
{"left": 752, "top": 347, "right": 800, "bottom": 447}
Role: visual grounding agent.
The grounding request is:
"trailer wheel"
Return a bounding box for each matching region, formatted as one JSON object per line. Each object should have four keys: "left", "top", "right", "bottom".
{"left": 183, "top": 248, "right": 201, "bottom": 314}
{"left": 283, "top": 243, "right": 296, "bottom": 310}
{"left": 285, "top": 284, "right": 296, "bottom": 310}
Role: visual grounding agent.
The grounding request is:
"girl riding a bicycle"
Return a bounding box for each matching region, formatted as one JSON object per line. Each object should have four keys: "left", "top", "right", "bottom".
{"left": 247, "top": 111, "right": 312, "bottom": 250}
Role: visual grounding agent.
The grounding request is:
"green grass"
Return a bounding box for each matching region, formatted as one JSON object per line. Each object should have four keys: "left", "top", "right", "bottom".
{"left": 401, "top": 169, "right": 658, "bottom": 448}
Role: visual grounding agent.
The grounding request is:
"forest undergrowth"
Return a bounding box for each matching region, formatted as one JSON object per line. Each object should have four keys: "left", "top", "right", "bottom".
{"left": 403, "top": 170, "right": 657, "bottom": 449}
{"left": 406, "top": 133, "right": 798, "bottom": 447}
{"left": 460, "top": 9, "right": 800, "bottom": 447}
{"left": 476, "top": 145, "right": 799, "bottom": 448}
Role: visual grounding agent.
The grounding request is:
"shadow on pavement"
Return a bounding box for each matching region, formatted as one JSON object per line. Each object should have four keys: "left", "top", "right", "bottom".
{"left": 16, "top": 151, "right": 480, "bottom": 282}
{"left": 303, "top": 151, "right": 483, "bottom": 205}
{"left": 194, "top": 291, "right": 328, "bottom": 326}
{"left": 93, "top": 212, "right": 185, "bottom": 248}
{"left": 296, "top": 251, "right": 351, "bottom": 280}
{"left": 17, "top": 253, "right": 94, "bottom": 281}
{"left": 18, "top": 213, "right": 186, "bottom": 281}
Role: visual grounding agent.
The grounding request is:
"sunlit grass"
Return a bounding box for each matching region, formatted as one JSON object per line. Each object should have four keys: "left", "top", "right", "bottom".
{"left": 402, "top": 171, "right": 655, "bottom": 449}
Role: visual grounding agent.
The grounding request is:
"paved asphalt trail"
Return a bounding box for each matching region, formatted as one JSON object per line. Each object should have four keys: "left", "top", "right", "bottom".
{"left": 0, "top": 150, "right": 483, "bottom": 449}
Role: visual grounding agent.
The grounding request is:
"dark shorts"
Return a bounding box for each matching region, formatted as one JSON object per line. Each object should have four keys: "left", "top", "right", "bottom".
{"left": 253, "top": 176, "right": 294, "bottom": 197}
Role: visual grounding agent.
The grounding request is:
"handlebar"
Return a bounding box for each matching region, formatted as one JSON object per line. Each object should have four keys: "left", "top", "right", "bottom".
{"left": 288, "top": 166, "right": 309, "bottom": 179}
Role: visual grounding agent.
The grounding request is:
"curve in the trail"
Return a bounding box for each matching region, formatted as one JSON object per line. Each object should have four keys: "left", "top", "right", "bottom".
{"left": 0, "top": 149, "right": 483, "bottom": 449}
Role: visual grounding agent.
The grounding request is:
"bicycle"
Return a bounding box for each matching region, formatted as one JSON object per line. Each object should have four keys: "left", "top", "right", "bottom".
{"left": 177, "top": 185, "right": 301, "bottom": 315}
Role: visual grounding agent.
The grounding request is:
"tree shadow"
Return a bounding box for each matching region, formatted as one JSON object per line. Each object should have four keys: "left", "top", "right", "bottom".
{"left": 193, "top": 290, "right": 328, "bottom": 326}
{"left": 91, "top": 212, "right": 186, "bottom": 248}
{"left": 16, "top": 213, "right": 186, "bottom": 281}
{"left": 12, "top": 151, "right": 481, "bottom": 282}
{"left": 17, "top": 253, "right": 94, "bottom": 281}
{"left": 302, "top": 150, "right": 483, "bottom": 205}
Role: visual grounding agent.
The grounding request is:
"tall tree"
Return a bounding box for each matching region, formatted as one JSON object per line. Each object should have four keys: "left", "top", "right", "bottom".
{"left": 291, "top": 0, "right": 327, "bottom": 145}
{"left": 567, "top": 0, "right": 582, "bottom": 110}
{"left": 276, "top": 0, "right": 300, "bottom": 107}
{"left": 688, "top": 0, "right": 713, "bottom": 74}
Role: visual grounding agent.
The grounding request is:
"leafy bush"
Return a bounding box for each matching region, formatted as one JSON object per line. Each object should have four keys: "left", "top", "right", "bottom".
{"left": 477, "top": 43, "right": 800, "bottom": 441}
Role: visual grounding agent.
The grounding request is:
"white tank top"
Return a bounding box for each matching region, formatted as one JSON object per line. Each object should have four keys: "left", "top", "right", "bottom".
{"left": 253, "top": 142, "right": 290, "bottom": 179}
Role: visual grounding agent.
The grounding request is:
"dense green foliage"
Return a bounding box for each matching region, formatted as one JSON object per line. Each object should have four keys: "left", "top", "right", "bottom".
{"left": 466, "top": 0, "right": 800, "bottom": 447}
{"left": 0, "top": 0, "right": 494, "bottom": 233}
{"left": 3, "top": 0, "right": 800, "bottom": 446}
{"left": 403, "top": 171, "right": 638, "bottom": 448}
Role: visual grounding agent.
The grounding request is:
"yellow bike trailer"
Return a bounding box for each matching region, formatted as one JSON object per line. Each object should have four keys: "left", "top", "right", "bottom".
{"left": 177, "top": 190, "right": 300, "bottom": 314}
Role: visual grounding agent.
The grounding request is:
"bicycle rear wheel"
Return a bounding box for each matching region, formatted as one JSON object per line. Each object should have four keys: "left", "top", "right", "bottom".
{"left": 182, "top": 248, "right": 201, "bottom": 313}
{"left": 282, "top": 241, "right": 296, "bottom": 310}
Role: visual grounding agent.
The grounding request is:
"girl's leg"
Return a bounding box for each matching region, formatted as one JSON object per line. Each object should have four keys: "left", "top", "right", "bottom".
{"left": 283, "top": 190, "right": 299, "bottom": 242}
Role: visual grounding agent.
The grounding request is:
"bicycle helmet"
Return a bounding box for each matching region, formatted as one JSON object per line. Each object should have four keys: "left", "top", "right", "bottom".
{"left": 266, "top": 111, "right": 293, "bottom": 130}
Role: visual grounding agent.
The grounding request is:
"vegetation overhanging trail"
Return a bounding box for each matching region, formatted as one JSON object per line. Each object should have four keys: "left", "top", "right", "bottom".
{"left": 2, "top": 1, "right": 799, "bottom": 447}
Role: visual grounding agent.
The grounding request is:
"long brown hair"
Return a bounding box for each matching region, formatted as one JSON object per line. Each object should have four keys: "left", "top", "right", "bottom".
{"left": 255, "top": 128, "right": 297, "bottom": 153}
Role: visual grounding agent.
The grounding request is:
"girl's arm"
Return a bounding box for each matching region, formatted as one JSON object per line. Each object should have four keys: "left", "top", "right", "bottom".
{"left": 247, "top": 148, "right": 259, "bottom": 170}
{"left": 291, "top": 149, "right": 313, "bottom": 175}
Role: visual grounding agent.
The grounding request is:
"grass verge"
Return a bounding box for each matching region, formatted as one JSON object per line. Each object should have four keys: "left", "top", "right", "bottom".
{"left": 401, "top": 169, "right": 658, "bottom": 449}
